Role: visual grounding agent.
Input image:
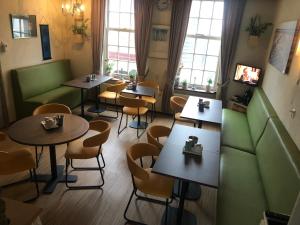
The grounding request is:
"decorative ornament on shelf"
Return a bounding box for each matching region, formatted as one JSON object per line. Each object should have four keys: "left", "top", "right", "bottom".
{"left": 104, "top": 59, "right": 114, "bottom": 76}
{"left": 72, "top": 18, "right": 89, "bottom": 43}
{"left": 206, "top": 78, "right": 213, "bottom": 92}
{"left": 62, "top": 0, "right": 85, "bottom": 16}
{"left": 246, "top": 15, "right": 272, "bottom": 47}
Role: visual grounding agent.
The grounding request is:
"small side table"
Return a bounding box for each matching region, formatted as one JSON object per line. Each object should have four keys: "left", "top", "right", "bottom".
{"left": 228, "top": 101, "right": 247, "bottom": 113}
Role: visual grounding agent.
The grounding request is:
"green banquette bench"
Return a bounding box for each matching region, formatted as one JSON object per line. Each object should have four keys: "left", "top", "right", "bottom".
{"left": 218, "top": 88, "right": 300, "bottom": 225}
{"left": 11, "top": 60, "right": 81, "bottom": 119}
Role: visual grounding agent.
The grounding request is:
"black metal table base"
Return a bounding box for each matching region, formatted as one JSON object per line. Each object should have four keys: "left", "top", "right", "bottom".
{"left": 87, "top": 105, "right": 106, "bottom": 114}
{"left": 161, "top": 207, "right": 197, "bottom": 225}
{"left": 129, "top": 121, "right": 148, "bottom": 129}
{"left": 36, "top": 165, "right": 77, "bottom": 194}
{"left": 173, "top": 180, "right": 201, "bottom": 200}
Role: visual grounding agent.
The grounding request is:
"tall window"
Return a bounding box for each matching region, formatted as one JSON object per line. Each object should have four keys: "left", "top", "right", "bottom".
{"left": 104, "top": 0, "right": 136, "bottom": 79}
{"left": 179, "top": 0, "right": 224, "bottom": 88}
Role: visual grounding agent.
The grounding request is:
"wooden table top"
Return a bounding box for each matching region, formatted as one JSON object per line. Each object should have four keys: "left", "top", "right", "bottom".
{"left": 122, "top": 85, "right": 155, "bottom": 97}
{"left": 8, "top": 114, "right": 89, "bottom": 146}
{"left": 152, "top": 124, "right": 220, "bottom": 188}
{"left": 180, "top": 96, "right": 222, "bottom": 124}
{"left": 63, "top": 75, "right": 112, "bottom": 89}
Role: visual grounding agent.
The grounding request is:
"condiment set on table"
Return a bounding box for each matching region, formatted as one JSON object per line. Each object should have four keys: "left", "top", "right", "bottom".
{"left": 127, "top": 82, "right": 137, "bottom": 91}
{"left": 41, "top": 115, "right": 64, "bottom": 130}
{"left": 183, "top": 135, "right": 203, "bottom": 156}
{"left": 85, "top": 74, "right": 97, "bottom": 82}
{"left": 198, "top": 98, "right": 210, "bottom": 112}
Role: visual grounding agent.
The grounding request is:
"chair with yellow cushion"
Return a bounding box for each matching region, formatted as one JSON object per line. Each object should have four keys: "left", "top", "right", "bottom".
{"left": 33, "top": 103, "right": 72, "bottom": 166}
{"left": 170, "top": 96, "right": 196, "bottom": 129}
{"left": 0, "top": 132, "right": 39, "bottom": 202}
{"left": 98, "top": 82, "right": 127, "bottom": 118}
{"left": 124, "top": 143, "right": 174, "bottom": 225}
{"left": 118, "top": 95, "right": 149, "bottom": 138}
{"left": 138, "top": 80, "right": 160, "bottom": 122}
{"left": 65, "top": 120, "right": 111, "bottom": 189}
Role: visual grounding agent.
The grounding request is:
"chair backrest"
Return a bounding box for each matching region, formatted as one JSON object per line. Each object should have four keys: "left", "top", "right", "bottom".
{"left": 106, "top": 82, "right": 127, "bottom": 93}
{"left": 83, "top": 120, "right": 111, "bottom": 147}
{"left": 139, "top": 80, "right": 160, "bottom": 94}
{"left": 127, "top": 143, "right": 160, "bottom": 181}
{"left": 119, "top": 95, "right": 146, "bottom": 108}
{"left": 147, "top": 125, "right": 171, "bottom": 150}
{"left": 33, "top": 103, "right": 72, "bottom": 115}
{"left": 170, "top": 96, "right": 187, "bottom": 113}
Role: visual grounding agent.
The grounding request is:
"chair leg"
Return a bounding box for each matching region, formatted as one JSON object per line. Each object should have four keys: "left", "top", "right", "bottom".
{"left": 151, "top": 104, "right": 154, "bottom": 122}
{"left": 171, "top": 118, "right": 176, "bottom": 130}
{"left": 118, "top": 111, "right": 127, "bottom": 135}
{"left": 24, "top": 169, "right": 39, "bottom": 203}
{"left": 100, "top": 153, "right": 106, "bottom": 169}
{"left": 123, "top": 189, "right": 146, "bottom": 225}
{"left": 35, "top": 146, "right": 44, "bottom": 167}
{"left": 164, "top": 199, "right": 169, "bottom": 225}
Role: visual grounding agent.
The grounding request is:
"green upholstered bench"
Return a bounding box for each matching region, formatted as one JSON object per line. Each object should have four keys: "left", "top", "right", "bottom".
{"left": 218, "top": 88, "right": 300, "bottom": 225}
{"left": 11, "top": 60, "right": 81, "bottom": 119}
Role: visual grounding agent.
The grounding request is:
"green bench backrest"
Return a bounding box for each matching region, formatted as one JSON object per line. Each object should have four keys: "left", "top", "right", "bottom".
{"left": 247, "top": 88, "right": 277, "bottom": 147}
{"left": 256, "top": 118, "right": 300, "bottom": 215}
{"left": 11, "top": 60, "right": 72, "bottom": 100}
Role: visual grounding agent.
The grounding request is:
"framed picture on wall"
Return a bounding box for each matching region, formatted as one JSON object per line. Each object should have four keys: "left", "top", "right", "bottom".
{"left": 269, "top": 20, "right": 300, "bottom": 74}
{"left": 40, "top": 24, "right": 52, "bottom": 60}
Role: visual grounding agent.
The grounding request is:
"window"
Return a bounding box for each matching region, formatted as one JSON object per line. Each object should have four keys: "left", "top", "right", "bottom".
{"left": 104, "top": 0, "right": 136, "bottom": 79}
{"left": 179, "top": 0, "right": 224, "bottom": 88}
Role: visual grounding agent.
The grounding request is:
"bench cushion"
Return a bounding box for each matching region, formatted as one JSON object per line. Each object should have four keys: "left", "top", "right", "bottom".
{"left": 256, "top": 118, "right": 300, "bottom": 215}
{"left": 221, "top": 109, "right": 254, "bottom": 153}
{"left": 217, "top": 146, "right": 267, "bottom": 225}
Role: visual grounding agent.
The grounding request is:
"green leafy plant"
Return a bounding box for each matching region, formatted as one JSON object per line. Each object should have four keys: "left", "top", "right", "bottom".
{"left": 246, "top": 15, "right": 272, "bottom": 37}
{"left": 72, "top": 18, "right": 89, "bottom": 37}
{"left": 104, "top": 59, "right": 114, "bottom": 74}
{"left": 129, "top": 69, "right": 137, "bottom": 79}
{"left": 207, "top": 78, "right": 213, "bottom": 85}
{"left": 182, "top": 79, "right": 187, "bottom": 88}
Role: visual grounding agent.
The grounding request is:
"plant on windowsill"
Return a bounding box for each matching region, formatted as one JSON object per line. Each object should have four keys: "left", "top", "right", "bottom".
{"left": 206, "top": 78, "right": 213, "bottom": 92}
{"left": 182, "top": 80, "right": 187, "bottom": 89}
{"left": 72, "top": 18, "right": 89, "bottom": 43}
{"left": 104, "top": 59, "right": 114, "bottom": 76}
{"left": 129, "top": 69, "right": 137, "bottom": 82}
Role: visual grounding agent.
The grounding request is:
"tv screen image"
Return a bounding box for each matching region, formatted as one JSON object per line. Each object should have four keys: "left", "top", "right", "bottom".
{"left": 233, "top": 64, "right": 262, "bottom": 86}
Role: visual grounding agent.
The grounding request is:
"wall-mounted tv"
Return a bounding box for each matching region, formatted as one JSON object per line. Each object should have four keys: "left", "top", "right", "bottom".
{"left": 233, "top": 64, "right": 262, "bottom": 87}
{"left": 10, "top": 14, "right": 37, "bottom": 39}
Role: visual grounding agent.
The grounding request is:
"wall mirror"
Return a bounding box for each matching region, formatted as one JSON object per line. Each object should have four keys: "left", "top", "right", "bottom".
{"left": 10, "top": 14, "right": 37, "bottom": 39}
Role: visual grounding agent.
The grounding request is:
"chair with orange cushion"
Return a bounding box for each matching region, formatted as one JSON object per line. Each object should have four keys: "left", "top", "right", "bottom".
{"left": 98, "top": 82, "right": 127, "bottom": 118}
{"left": 64, "top": 120, "right": 111, "bottom": 189}
{"left": 124, "top": 143, "right": 174, "bottom": 225}
{"left": 138, "top": 80, "right": 160, "bottom": 122}
{"left": 118, "top": 95, "right": 149, "bottom": 138}
{"left": 170, "top": 96, "right": 196, "bottom": 129}
{"left": 33, "top": 103, "right": 72, "bottom": 166}
{"left": 0, "top": 132, "right": 39, "bottom": 202}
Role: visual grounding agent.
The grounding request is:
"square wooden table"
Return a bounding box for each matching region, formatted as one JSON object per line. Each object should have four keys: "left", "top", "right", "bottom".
{"left": 152, "top": 124, "right": 220, "bottom": 225}
{"left": 63, "top": 75, "right": 112, "bottom": 117}
{"left": 181, "top": 96, "right": 222, "bottom": 128}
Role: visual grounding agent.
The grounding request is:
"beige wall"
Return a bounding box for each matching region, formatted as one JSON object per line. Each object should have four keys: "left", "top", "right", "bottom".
{"left": 262, "top": 0, "right": 300, "bottom": 149}
{"left": 0, "top": 0, "right": 66, "bottom": 121}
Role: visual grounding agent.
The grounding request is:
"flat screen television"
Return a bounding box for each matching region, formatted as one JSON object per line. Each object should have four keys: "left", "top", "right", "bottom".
{"left": 233, "top": 64, "right": 262, "bottom": 87}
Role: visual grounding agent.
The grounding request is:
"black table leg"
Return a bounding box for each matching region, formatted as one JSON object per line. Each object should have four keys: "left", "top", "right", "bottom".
{"left": 198, "top": 120, "right": 202, "bottom": 128}
{"left": 88, "top": 85, "right": 106, "bottom": 113}
{"left": 173, "top": 179, "right": 201, "bottom": 200}
{"left": 80, "top": 88, "right": 85, "bottom": 117}
{"left": 35, "top": 145, "right": 77, "bottom": 194}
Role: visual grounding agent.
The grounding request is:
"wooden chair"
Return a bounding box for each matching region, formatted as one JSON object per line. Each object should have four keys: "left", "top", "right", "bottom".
{"left": 124, "top": 143, "right": 174, "bottom": 225}
{"left": 118, "top": 95, "right": 149, "bottom": 138}
{"left": 98, "top": 82, "right": 127, "bottom": 118}
{"left": 65, "top": 120, "right": 111, "bottom": 189}
{"left": 0, "top": 132, "right": 39, "bottom": 202}
{"left": 170, "top": 96, "right": 196, "bottom": 129}
{"left": 138, "top": 80, "right": 160, "bottom": 122}
{"left": 32, "top": 103, "right": 72, "bottom": 167}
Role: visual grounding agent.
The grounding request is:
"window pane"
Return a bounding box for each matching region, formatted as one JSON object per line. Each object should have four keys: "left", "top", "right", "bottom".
{"left": 203, "top": 71, "right": 215, "bottom": 85}
{"left": 193, "top": 55, "right": 205, "bottom": 70}
{"left": 108, "top": 46, "right": 118, "bottom": 60}
{"left": 109, "top": 12, "right": 119, "bottom": 28}
{"left": 109, "top": 0, "right": 120, "bottom": 12}
{"left": 180, "top": 69, "right": 191, "bottom": 83}
{"left": 213, "top": 2, "right": 224, "bottom": 19}
{"left": 118, "top": 61, "right": 128, "bottom": 74}
{"left": 120, "top": 0, "right": 131, "bottom": 12}
{"left": 129, "top": 62, "right": 137, "bottom": 72}
{"left": 181, "top": 54, "right": 193, "bottom": 68}
{"left": 183, "top": 37, "right": 195, "bottom": 53}
{"left": 129, "top": 33, "right": 135, "bottom": 47}
{"left": 195, "top": 38, "right": 208, "bottom": 54}
{"left": 207, "top": 39, "right": 221, "bottom": 56}
{"left": 205, "top": 56, "right": 218, "bottom": 71}
{"left": 108, "top": 31, "right": 118, "bottom": 45}
{"left": 129, "top": 48, "right": 136, "bottom": 61}
{"left": 187, "top": 18, "right": 198, "bottom": 35}
{"left": 190, "top": 1, "right": 200, "bottom": 17}
{"left": 130, "top": 14, "right": 135, "bottom": 30}
{"left": 191, "top": 70, "right": 203, "bottom": 85}
{"left": 110, "top": 60, "right": 118, "bottom": 73}
{"left": 200, "top": 1, "right": 214, "bottom": 18}
{"left": 120, "top": 13, "right": 131, "bottom": 29}
{"left": 119, "top": 47, "right": 129, "bottom": 61}
{"left": 119, "top": 32, "right": 129, "bottom": 46}
{"left": 210, "top": 19, "right": 222, "bottom": 37}
{"left": 197, "top": 19, "right": 211, "bottom": 36}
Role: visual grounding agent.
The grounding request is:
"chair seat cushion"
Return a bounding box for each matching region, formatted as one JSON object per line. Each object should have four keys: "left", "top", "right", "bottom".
{"left": 99, "top": 91, "right": 119, "bottom": 100}
{"left": 175, "top": 112, "right": 196, "bottom": 124}
{"left": 65, "top": 130, "right": 101, "bottom": 159}
{"left": 134, "top": 168, "right": 174, "bottom": 198}
{"left": 123, "top": 106, "right": 148, "bottom": 115}
{"left": 221, "top": 109, "right": 254, "bottom": 153}
{"left": 140, "top": 96, "right": 156, "bottom": 104}
{"left": 25, "top": 86, "right": 81, "bottom": 109}
{"left": 217, "top": 146, "right": 267, "bottom": 225}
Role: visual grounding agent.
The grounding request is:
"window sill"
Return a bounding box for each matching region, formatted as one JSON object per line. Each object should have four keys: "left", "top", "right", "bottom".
{"left": 174, "top": 87, "right": 216, "bottom": 95}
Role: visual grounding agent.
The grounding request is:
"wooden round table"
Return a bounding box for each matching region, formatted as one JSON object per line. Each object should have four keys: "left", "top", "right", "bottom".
{"left": 8, "top": 113, "right": 89, "bottom": 194}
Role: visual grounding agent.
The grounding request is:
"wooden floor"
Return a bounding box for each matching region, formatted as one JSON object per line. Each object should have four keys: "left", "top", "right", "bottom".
{"left": 0, "top": 105, "right": 220, "bottom": 225}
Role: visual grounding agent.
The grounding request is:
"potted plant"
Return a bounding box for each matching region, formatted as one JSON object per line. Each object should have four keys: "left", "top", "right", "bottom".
{"left": 129, "top": 69, "right": 137, "bottom": 82}
{"left": 104, "top": 59, "right": 114, "bottom": 75}
{"left": 72, "top": 18, "right": 89, "bottom": 43}
{"left": 182, "top": 80, "right": 187, "bottom": 89}
{"left": 246, "top": 15, "right": 272, "bottom": 46}
{"left": 174, "top": 77, "right": 180, "bottom": 88}
{"left": 206, "top": 78, "right": 213, "bottom": 92}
